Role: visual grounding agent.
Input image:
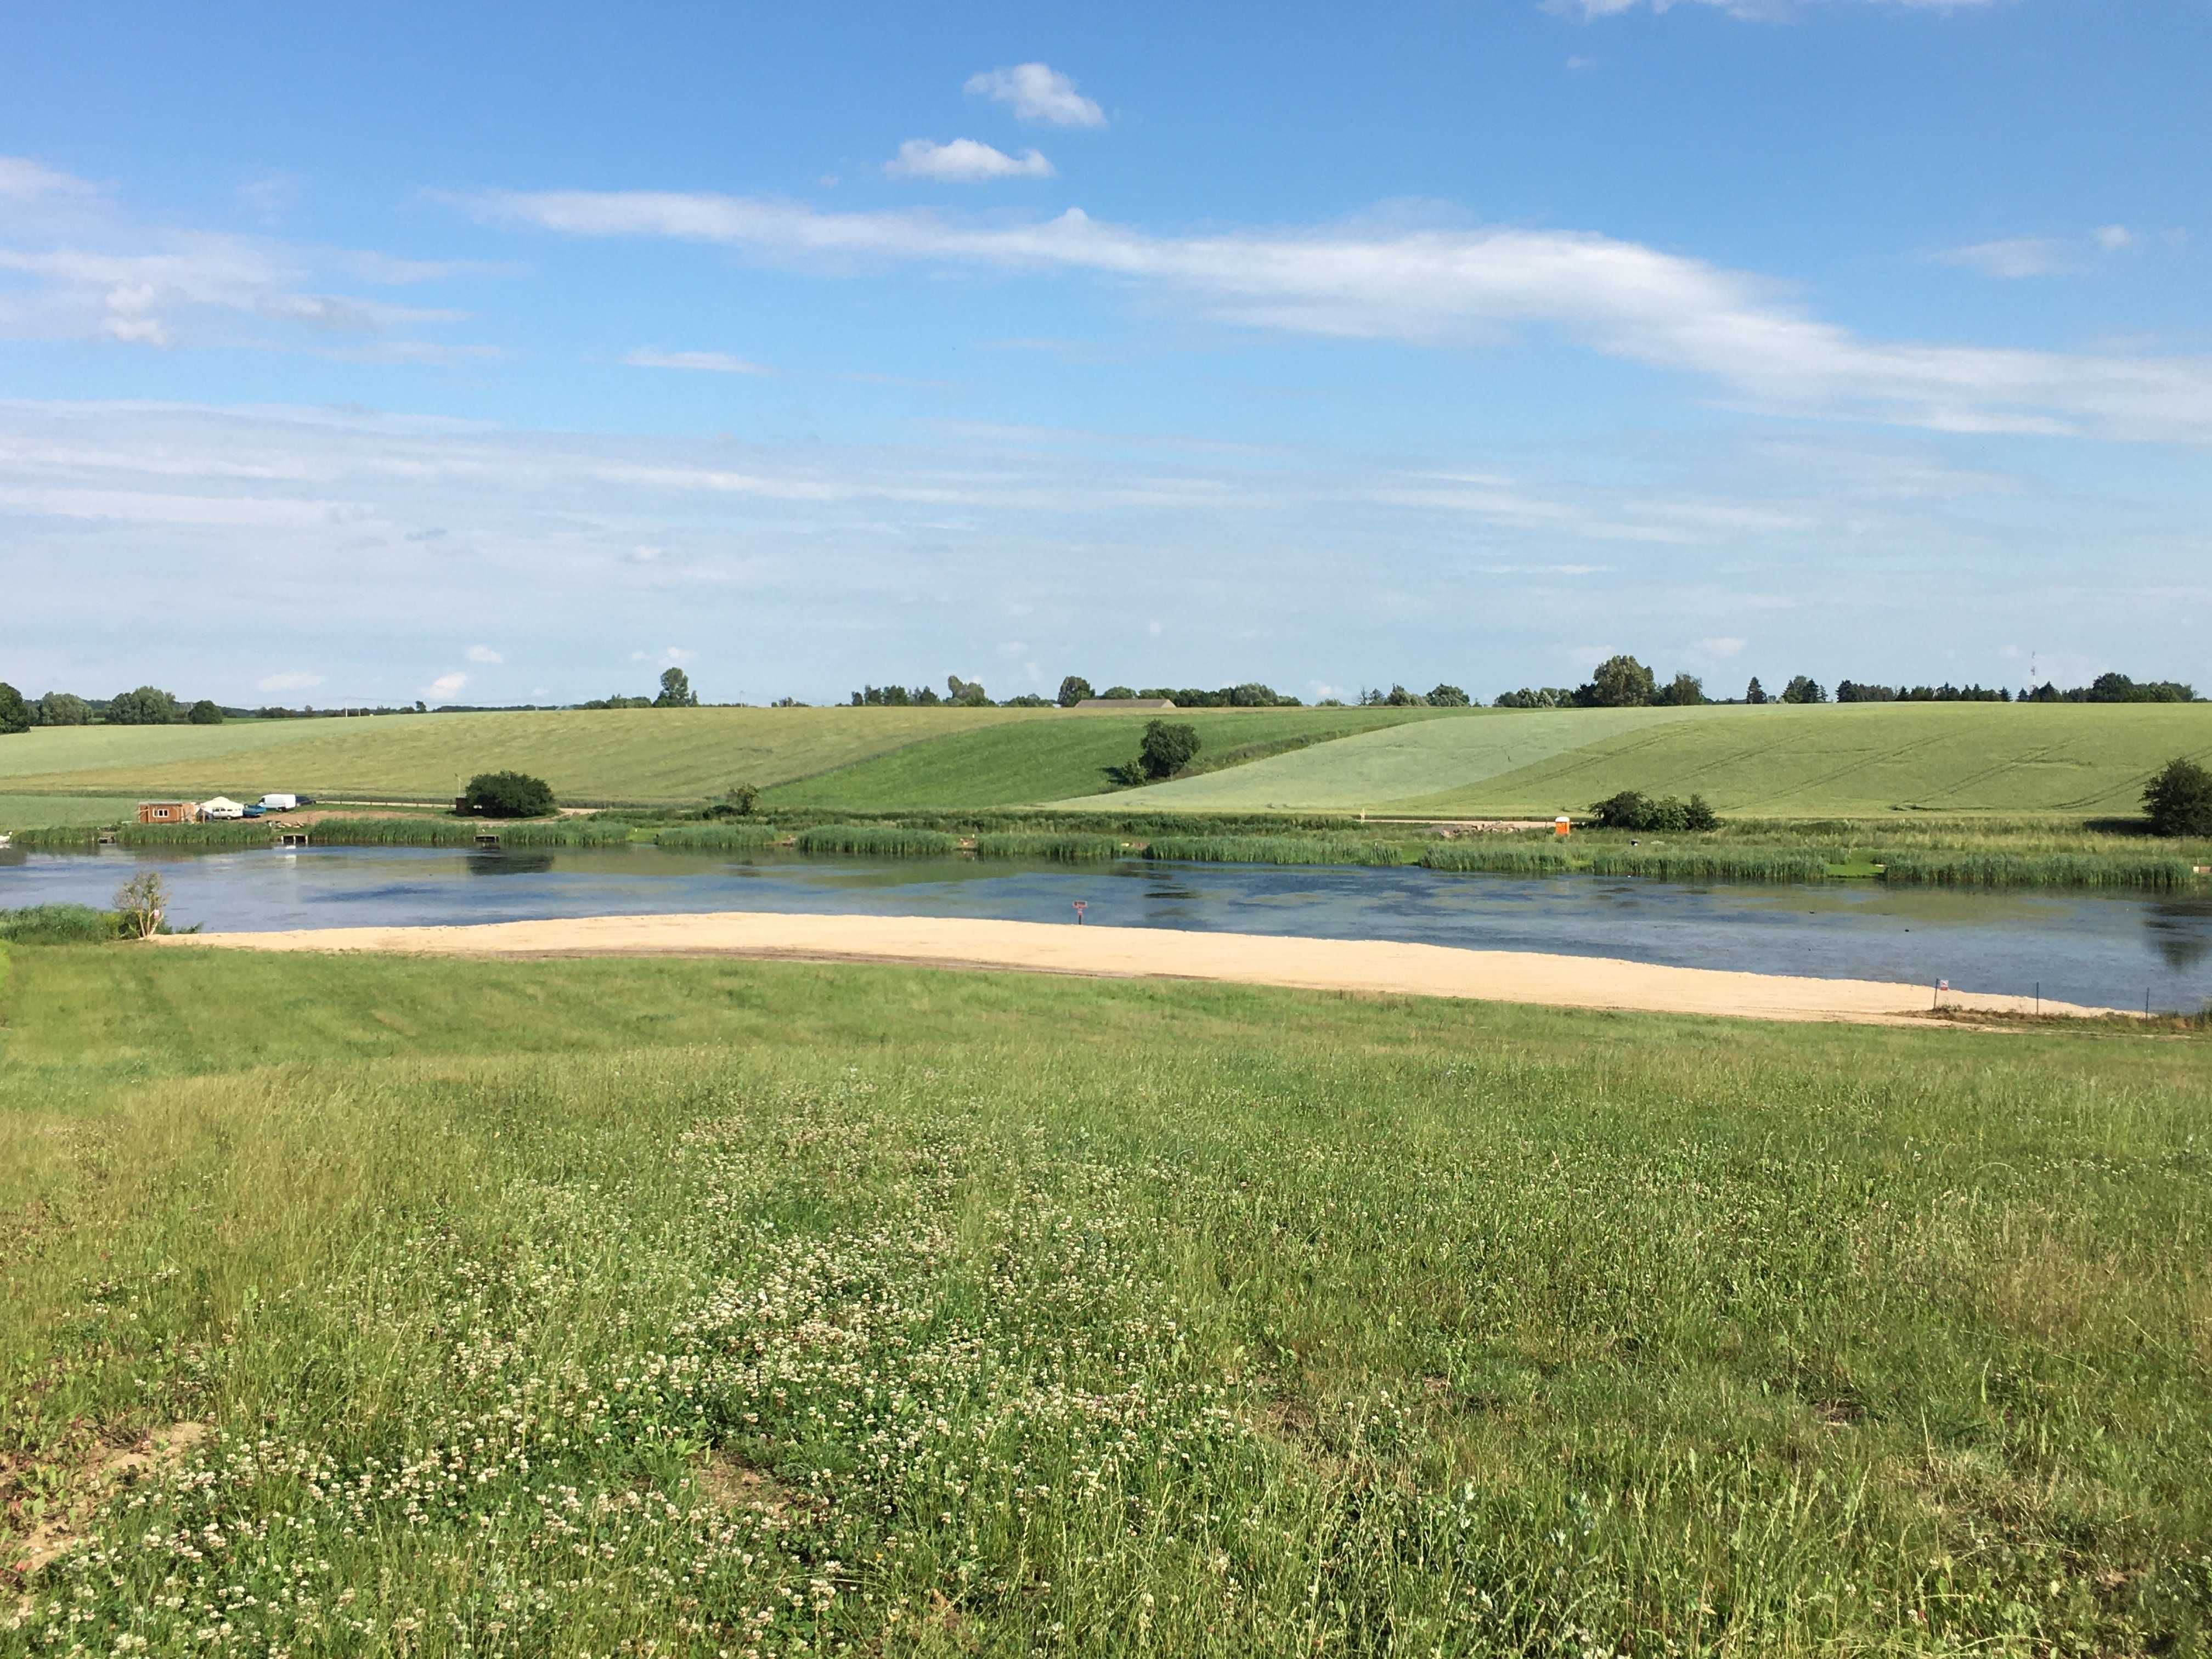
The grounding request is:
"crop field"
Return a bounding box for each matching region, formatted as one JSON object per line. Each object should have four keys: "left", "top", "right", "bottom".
{"left": 3, "top": 944, "right": 2209, "bottom": 1655}
{"left": 1113, "top": 703, "right": 2212, "bottom": 819}
{"left": 0, "top": 795, "right": 140, "bottom": 832}
{"left": 0, "top": 708, "right": 1036, "bottom": 807}
{"left": 764, "top": 706, "right": 1442, "bottom": 810}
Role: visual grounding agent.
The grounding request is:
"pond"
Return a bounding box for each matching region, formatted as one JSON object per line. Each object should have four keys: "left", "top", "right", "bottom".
{"left": 5, "top": 842, "right": 2209, "bottom": 1013}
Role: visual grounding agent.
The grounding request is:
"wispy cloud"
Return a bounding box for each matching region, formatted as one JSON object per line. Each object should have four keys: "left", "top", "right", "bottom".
{"left": 884, "top": 139, "right": 1054, "bottom": 182}
{"left": 963, "top": 63, "right": 1104, "bottom": 128}
{"left": 456, "top": 188, "right": 2212, "bottom": 443}
{"left": 1938, "top": 224, "right": 2143, "bottom": 279}
{"left": 256, "top": 670, "right": 324, "bottom": 693}
{"left": 465, "top": 644, "right": 503, "bottom": 664}
{"left": 422, "top": 672, "right": 469, "bottom": 701}
{"left": 0, "top": 156, "right": 102, "bottom": 201}
{"left": 622, "top": 347, "right": 772, "bottom": 374}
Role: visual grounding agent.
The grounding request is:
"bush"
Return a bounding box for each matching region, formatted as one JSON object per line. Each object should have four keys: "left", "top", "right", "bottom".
{"left": 1426, "top": 684, "right": 1472, "bottom": 707}
{"left": 462, "top": 771, "right": 556, "bottom": 818}
{"left": 33, "top": 691, "right": 92, "bottom": 726}
{"left": 1137, "top": 720, "right": 1201, "bottom": 781}
{"left": 706, "top": 783, "right": 760, "bottom": 819}
{"left": 0, "top": 681, "right": 28, "bottom": 735}
{"left": 2143, "top": 757, "right": 2212, "bottom": 837}
{"left": 187, "top": 698, "right": 223, "bottom": 725}
{"left": 1589, "top": 791, "right": 1720, "bottom": 832}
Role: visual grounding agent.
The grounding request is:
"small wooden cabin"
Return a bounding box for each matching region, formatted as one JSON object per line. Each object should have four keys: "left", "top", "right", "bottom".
{"left": 137, "top": 800, "right": 198, "bottom": 825}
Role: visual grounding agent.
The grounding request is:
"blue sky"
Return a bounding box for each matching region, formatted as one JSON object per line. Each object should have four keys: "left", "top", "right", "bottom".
{"left": 2, "top": 0, "right": 2206, "bottom": 707}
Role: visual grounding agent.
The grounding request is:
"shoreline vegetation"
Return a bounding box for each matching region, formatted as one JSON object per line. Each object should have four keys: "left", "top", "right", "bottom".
{"left": 10, "top": 810, "right": 2209, "bottom": 889}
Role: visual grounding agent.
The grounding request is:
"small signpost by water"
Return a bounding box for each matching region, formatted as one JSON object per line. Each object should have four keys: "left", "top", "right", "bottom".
{"left": 1933, "top": 978, "right": 1949, "bottom": 1009}
{"left": 1072, "top": 901, "right": 1088, "bottom": 925}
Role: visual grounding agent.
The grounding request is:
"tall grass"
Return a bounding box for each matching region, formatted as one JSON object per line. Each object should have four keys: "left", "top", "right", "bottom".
{"left": 648, "top": 822, "right": 787, "bottom": 851}
{"left": 972, "top": 832, "right": 1125, "bottom": 861}
{"left": 5, "top": 817, "right": 634, "bottom": 850}
{"left": 1588, "top": 847, "right": 1833, "bottom": 883}
{"left": 1878, "top": 850, "right": 2201, "bottom": 888}
{"left": 792, "top": 823, "right": 958, "bottom": 857}
{"left": 1419, "top": 841, "right": 1576, "bottom": 874}
{"left": 1142, "top": 833, "right": 1413, "bottom": 866}
{"left": 0, "top": 903, "right": 122, "bottom": 944}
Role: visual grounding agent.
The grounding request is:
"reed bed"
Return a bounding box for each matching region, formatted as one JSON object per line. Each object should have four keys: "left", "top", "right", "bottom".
{"left": 5, "top": 817, "right": 634, "bottom": 850}
{"left": 1588, "top": 847, "right": 1834, "bottom": 883}
{"left": 649, "top": 822, "right": 788, "bottom": 851}
{"left": 1418, "top": 842, "right": 1577, "bottom": 874}
{"left": 1877, "top": 850, "right": 2202, "bottom": 888}
{"left": 792, "top": 823, "right": 959, "bottom": 857}
{"left": 1142, "top": 833, "right": 1413, "bottom": 866}
{"left": 971, "top": 832, "right": 1126, "bottom": 861}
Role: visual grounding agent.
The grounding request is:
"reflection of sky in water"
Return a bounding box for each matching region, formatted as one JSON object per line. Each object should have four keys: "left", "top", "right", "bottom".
{"left": 4, "top": 844, "right": 2209, "bottom": 1013}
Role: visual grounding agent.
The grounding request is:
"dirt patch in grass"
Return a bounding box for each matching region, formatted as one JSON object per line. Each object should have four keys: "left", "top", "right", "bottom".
{"left": 4, "top": 1421, "right": 208, "bottom": 1589}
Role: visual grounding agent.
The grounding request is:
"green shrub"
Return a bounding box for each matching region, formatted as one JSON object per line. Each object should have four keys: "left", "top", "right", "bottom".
{"left": 1138, "top": 720, "right": 1201, "bottom": 781}
{"left": 187, "top": 699, "right": 224, "bottom": 725}
{"left": 2144, "top": 757, "right": 2212, "bottom": 837}
{"left": 463, "top": 771, "right": 556, "bottom": 819}
{"left": 1588, "top": 791, "right": 1719, "bottom": 832}
{"left": 0, "top": 681, "right": 29, "bottom": 736}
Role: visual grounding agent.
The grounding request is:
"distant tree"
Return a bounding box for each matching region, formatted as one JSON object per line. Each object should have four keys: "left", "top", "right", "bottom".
{"left": 654, "top": 668, "right": 698, "bottom": 708}
{"left": 1056, "top": 675, "right": 1095, "bottom": 708}
{"left": 946, "top": 675, "right": 991, "bottom": 707}
{"left": 1137, "top": 719, "right": 1201, "bottom": 780}
{"left": 0, "top": 681, "right": 29, "bottom": 736}
{"left": 462, "top": 770, "right": 556, "bottom": 818}
{"left": 1780, "top": 675, "right": 1827, "bottom": 705}
{"left": 1589, "top": 791, "right": 1720, "bottom": 833}
{"left": 1745, "top": 676, "right": 1768, "bottom": 706}
{"left": 114, "top": 871, "right": 169, "bottom": 940}
{"left": 1001, "top": 694, "right": 1053, "bottom": 707}
{"left": 1426, "top": 684, "right": 1472, "bottom": 707}
{"left": 1101, "top": 685, "right": 1137, "bottom": 699}
{"left": 32, "top": 691, "right": 92, "bottom": 726}
{"left": 2143, "top": 757, "right": 2212, "bottom": 837}
{"left": 1228, "top": 682, "right": 1280, "bottom": 707}
{"left": 1835, "top": 680, "right": 1896, "bottom": 703}
{"left": 1380, "top": 684, "right": 1427, "bottom": 707}
{"left": 1652, "top": 673, "right": 1705, "bottom": 707}
{"left": 1580, "top": 656, "right": 1657, "bottom": 708}
{"left": 914, "top": 686, "right": 942, "bottom": 706}
{"left": 187, "top": 698, "right": 223, "bottom": 725}
{"left": 1494, "top": 687, "right": 1573, "bottom": 709}
{"left": 107, "top": 685, "right": 180, "bottom": 725}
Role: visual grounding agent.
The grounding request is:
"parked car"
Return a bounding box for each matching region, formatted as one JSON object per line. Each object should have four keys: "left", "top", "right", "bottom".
{"left": 242, "top": 805, "right": 266, "bottom": 819}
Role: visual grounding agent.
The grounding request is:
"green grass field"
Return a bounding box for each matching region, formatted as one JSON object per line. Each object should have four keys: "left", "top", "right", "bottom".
{"left": 764, "top": 706, "right": 1442, "bottom": 809}
{"left": 0, "top": 708, "right": 1037, "bottom": 806}
{"left": 4, "top": 945, "right": 2209, "bottom": 1654}
{"left": 0, "top": 794, "right": 141, "bottom": 832}
{"left": 1110, "top": 703, "right": 2212, "bottom": 818}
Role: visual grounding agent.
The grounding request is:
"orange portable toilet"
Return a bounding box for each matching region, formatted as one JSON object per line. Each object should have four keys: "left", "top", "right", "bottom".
{"left": 1553, "top": 814, "right": 1572, "bottom": 837}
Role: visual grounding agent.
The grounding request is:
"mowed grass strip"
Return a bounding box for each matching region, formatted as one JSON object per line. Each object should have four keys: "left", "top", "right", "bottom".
{"left": 0, "top": 794, "right": 144, "bottom": 831}
{"left": 767, "top": 705, "right": 1443, "bottom": 809}
{"left": 0, "top": 707, "right": 1039, "bottom": 806}
{"left": 3, "top": 946, "right": 2208, "bottom": 1654}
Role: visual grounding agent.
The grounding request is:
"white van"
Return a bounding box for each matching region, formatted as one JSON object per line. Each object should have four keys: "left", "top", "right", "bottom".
{"left": 259, "top": 793, "right": 300, "bottom": 811}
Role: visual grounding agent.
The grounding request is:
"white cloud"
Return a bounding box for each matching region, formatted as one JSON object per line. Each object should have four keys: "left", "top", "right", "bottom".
{"left": 630, "top": 646, "right": 697, "bottom": 667}
{"left": 963, "top": 63, "right": 1104, "bottom": 128}
{"left": 0, "top": 157, "right": 101, "bottom": 201}
{"left": 423, "top": 672, "right": 469, "bottom": 701}
{"left": 465, "top": 644, "right": 503, "bottom": 664}
{"left": 884, "top": 139, "right": 1054, "bottom": 183}
{"left": 461, "top": 188, "right": 2212, "bottom": 444}
{"left": 1938, "top": 236, "right": 2073, "bottom": 279}
{"left": 2092, "top": 224, "right": 2136, "bottom": 252}
{"left": 1691, "top": 636, "right": 1747, "bottom": 659}
{"left": 256, "top": 670, "right": 324, "bottom": 693}
{"left": 622, "top": 347, "right": 772, "bottom": 374}
{"left": 236, "top": 172, "right": 298, "bottom": 220}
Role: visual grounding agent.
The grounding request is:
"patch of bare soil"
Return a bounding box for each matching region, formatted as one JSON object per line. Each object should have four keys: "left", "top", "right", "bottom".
{"left": 4, "top": 1422, "right": 208, "bottom": 1592}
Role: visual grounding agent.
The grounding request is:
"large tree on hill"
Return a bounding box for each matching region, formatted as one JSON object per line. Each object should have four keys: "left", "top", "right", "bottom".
{"left": 1581, "top": 655, "right": 1657, "bottom": 708}
{"left": 1137, "top": 719, "right": 1201, "bottom": 780}
{"left": 1781, "top": 675, "right": 1828, "bottom": 705}
{"left": 107, "top": 685, "right": 180, "bottom": 725}
{"left": 1057, "top": 675, "right": 1094, "bottom": 707}
{"left": 462, "top": 771, "right": 556, "bottom": 818}
{"left": 654, "top": 667, "right": 698, "bottom": 708}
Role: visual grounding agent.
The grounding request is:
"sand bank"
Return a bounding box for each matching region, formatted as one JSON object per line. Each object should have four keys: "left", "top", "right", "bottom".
{"left": 155, "top": 910, "right": 2121, "bottom": 1026}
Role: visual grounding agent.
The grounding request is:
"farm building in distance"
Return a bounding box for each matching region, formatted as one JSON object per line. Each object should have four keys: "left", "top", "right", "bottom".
{"left": 137, "top": 801, "right": 198, "bottom": 825}
{"left": 1071, "top": 697, "right": 1176, "bottom": 710}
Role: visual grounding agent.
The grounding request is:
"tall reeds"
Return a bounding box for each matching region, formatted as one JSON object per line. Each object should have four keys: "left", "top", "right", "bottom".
{"left": 792, "top": 823, "right": 959, "bottom": 857}
{"left": 650, "top": 823, "right": 787, "bottom": 851}
{"left": 1142, "top": 834, "right": 1413, "bottom": 866}
{"left": 972, "top": 833, "right": 1126, "bottom": 861}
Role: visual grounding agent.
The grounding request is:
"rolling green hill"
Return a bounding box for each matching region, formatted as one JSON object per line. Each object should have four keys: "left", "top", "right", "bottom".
{"left": 0, "top": 707, "right": 1036, "bottom": 805}
{"left": 764, "top": 705, "right": 1446, "bottom": 809}
{"left": 1104, "top": 703, "right": 2212, "bottom": 818}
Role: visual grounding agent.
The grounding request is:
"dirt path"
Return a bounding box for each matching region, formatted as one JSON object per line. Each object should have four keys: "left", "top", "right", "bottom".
{"left": 154, "top": 911, "right": 2123, "bottom": 1027}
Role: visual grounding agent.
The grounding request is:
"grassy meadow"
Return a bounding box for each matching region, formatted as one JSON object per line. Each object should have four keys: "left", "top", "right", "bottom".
{"left": 1115, "top": 703, "right": 2212, "bottom": 819}
{"left": 4, "top": 944, "right": 2210, "bottom": 1655}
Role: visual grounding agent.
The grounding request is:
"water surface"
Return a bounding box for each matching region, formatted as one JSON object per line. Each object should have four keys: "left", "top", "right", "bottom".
{"left": 4, "top": 843, "right": 2207, "bottom": 1013}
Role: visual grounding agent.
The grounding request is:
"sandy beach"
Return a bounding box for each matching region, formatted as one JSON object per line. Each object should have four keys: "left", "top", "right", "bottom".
{"left": 155, "top": 910, "right": 2122, "bottom": 1026}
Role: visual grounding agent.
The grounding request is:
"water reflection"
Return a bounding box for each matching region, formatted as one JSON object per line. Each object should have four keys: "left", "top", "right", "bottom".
{"left": 467, "top": 853, "right": 556, "bottom": 877}
{"left": 2146, "top": 900, "right": 2212, "bottom": 972}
